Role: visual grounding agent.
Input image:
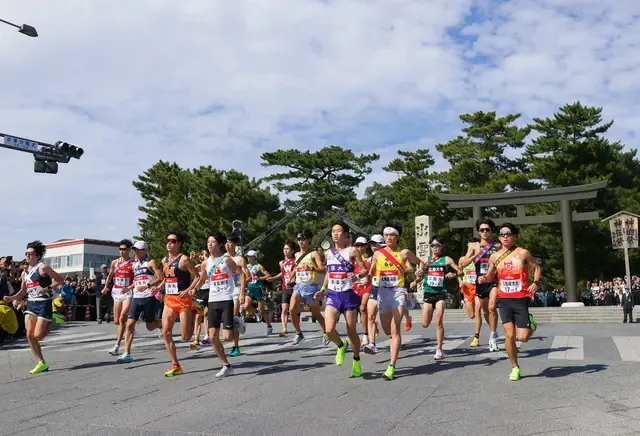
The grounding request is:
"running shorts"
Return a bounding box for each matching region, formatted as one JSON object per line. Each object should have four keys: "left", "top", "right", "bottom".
{"left": 476, "top": 283, "right": 496, "bottom": 299}
{"left": 498, "top": 297, "right": 531, "bottom": 329}
{"left": 0, "top": 303, "right": 18, "bottom": 334}
{"left": 163, "top": 295, "right": 193, "bottom": 314}
{"left": 293, "top": 283, "right": 318, "bottom": 306}
{"left": 128, "top": 297, "right": 158, "bottom": 323}
{"left": 376, "top": 287, "right": 406, "bottom": 314}
{"left": 369, "top": 286, "right": 378, "bottom": 301}
{"left": 281, "top": 288, "right": 293, "bottom": 305}
{"left": 112, "top": 289, "right": 133, "bottom": 304}
{"left": 25, "top": 299, "right": 53, "bottom": 322}
{"left": 208, "top": 300, "right": 234, "bottom": 330}
{"left": 197, "top": 288, "right": 209, "bottom": 305}
{"left": 460, "top": 283, "right": 476, "bottom": 303}
{"left": 247, "top": 287, "right": 263, "bottom": 302}
{"left": 326, "top": 289, "right": 360, "bottom": 313}
{"left": 423, "top": 292, "right": 447, "bottom": 308}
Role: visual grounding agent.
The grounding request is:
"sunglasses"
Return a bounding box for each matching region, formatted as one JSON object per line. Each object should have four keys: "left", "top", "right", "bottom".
{"left": 167, "top": 238, "right": 177, "bottom": 244}
{"left": 24, "top": 251, "right": 36, "bottom": 256}
{"left": 119, "top": 247, "right": 129, "bottom": 251}
{"left": 479, "top": 228, "right": 491, "bottom": 233}
{"left": 499, "top": 232, "right": 514, "bottom": 238}
{"left": 297, "top": 237, "right": 306, "bottom": 241}
{"left": 430, "top": 243, "right": 443, "bottom": 248}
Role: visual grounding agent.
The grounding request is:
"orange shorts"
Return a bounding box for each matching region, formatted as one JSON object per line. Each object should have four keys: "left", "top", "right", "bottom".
{"left": 164, "top": 295, "right": 193, "bottom": 314}
{"left": 461, "top": 283, "right": 476, "bottom": 303}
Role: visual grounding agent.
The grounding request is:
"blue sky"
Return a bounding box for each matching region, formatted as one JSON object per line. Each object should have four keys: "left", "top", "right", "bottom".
{"left": 2, "top": 0, "right": 640, "bottom": 257}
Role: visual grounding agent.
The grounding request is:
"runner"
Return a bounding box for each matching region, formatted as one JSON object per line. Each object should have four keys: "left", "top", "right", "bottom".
{"left": 102, "top": 239, "right": 135, "bottom": 356}
{"left": 225, "top": 234, "right": 247, "bottom": 357}
{"left": 244, "top": 250, "right": 273, "bottom": 335}
{"left": 478, "top": 223, "right": 540, "bottom": 381}
{"left": 193, "top": 232, "right": 240, "bottom": 378}
{"left": 353, "top": 237, "right": 372, "bottom": 347}
{"left": 459, "top": 238, "right": 480, "bottom": 320}
{"left": 368, "top": 224, "right": 423, "bottom": 380}
{"left": 117, "top": 241, "right": 163, "bottom": 363}
{"left": 265, "top": 240, "right": 297, "bottom": 337}
{"left": 160, "top": 231, "right": 201, "bottom": 377}
{"left": 289, "top": 228, "right": 328, "bottom": 346}
{"left": 415, "top": 236, "right": 463, "bottom": 361}
{"left": 363, "top": 234, "right": 384, "bottom": 354}
{"left": 190, "top": 247, "right": 212, "bottom": 350}
{"left": 314, "top": 222, "right": 369, "bottom": 377}
{"left": 460, "top": 218, "right": 501, "bottom": 351}
{"left": 3, "top": 241, "right": 63, "bottom": 374}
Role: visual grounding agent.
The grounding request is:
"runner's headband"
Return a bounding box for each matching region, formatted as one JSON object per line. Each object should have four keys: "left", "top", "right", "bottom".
{"left": 383, "top": 227, "right": 399, "bottom": 236}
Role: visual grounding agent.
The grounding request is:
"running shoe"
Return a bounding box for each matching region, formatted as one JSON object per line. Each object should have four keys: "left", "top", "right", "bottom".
{"left": 216, "top": 365, "right": 233, "bottom": 378}
{"left": 335, "top": 340, "right": 348, "bottom": 366}
{"left": 29, "top": 361, "right": 49, "bottom": 374}
{"left": 52, "top": 313, "right": 66, "bottom": 324}
{"left": 117, "top": 354, "right": 134, "bottom": 363}
{"left": 434, "top": 349, "right": 444, "bottom": 361}
{"left": 189, "top": 340, "right": 200, "bottom": 351}
{"left": 229, "top": 347, "right": 241, "bottom": 357}
{"left": 234, "top": 316, "right": 246, "bottom": 335}
{"left": 404, "top": 315, "right": 412, "bottom": 332}
{"left": 108, "top": 344, "right": 120, "bottom": 356}
{"left": 364, "top": 343, "right": 378, "bottom": 355}
{"left": 322, "top": 333, "right": 330, "bottom": 346}
{"left": 291, "top": 333, "right": 304, "bottom": 346}
{"left": 488, "top": 339, "right": 499, "bottom": 352}
{"left": 256, "top": 313, "right": 263, "bottom": 323}
{"left": 470, "top": 337, "right": 480, "bottom": 347}
{"left": 266, "top": 326, "right": 273, "bottom": 336}
{"left": 164, "top": 365, "right": 183, "bottom": 377}
{"left": 201, "top": 336, "right": 212, "bottom": 345}
{"left": 383, "top": 365, "right": 395, "bottom": 381}
{"left": 529, "top": 313, "right": 537, "bottom": 335}
{"left": 279, "top": 329, "right": 288, "bottom": 338}
{"left": 509, "top": 366, "right": 520, "bottom": 381}
{"left": 361, "top": 334, "right": 369, "bottom": 347}
{"left": 351, "top": 359, "right": 362, "bottom": 377}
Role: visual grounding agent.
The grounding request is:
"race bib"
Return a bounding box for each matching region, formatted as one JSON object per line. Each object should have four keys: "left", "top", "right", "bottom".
{"left": 501, "top": 280, "right": 522, "bottom": 293}
{"left": 328, "top": 272, "right": 348, "bottom": 290}
{"left": 209, "top": 273, "right": 229, "bottom": 294}
{"left": 250, "top": 272, "right": 258, "bottom": 285}
{"left": 165, "top": 277, "right": 179, "bottom": 295}
{"left": 26, "top": 281, "right": 42, "bottom": 298}
{"left": 465, "top": 273, "right": 477, "bottom": 284}
{"left": 480, "top": 262, "right": 489, "bottom": 275}
{"left": 427, "top": 274, "right": 444, "bottom": 288}
{"left": 115, "top": 277, "right": 130, "bottom": 287}
{"left": 296, "top": 267, "right": 311, "bottom": 283}
{"left": 134, "top": 275, "right": 150, "bottom": 288}
{"left": 379, "top": 270, "right": 399, "bottom": 288}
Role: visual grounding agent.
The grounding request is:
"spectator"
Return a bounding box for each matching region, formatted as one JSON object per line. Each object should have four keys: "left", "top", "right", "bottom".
{"left": 622, "top": 286, "right": 634, "bottom": 323}
{"left": 0, "top": 258, "right": 19, "bottom": 343}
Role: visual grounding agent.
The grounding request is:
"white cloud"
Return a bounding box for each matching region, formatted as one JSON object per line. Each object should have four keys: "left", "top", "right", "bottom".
{"left": 2, "top": 0, "right": 640, "bottom": 257}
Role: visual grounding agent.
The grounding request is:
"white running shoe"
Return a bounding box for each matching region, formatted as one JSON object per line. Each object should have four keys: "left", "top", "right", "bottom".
{"left": 515, "top": 339, "right": 522, "bottom": 349}
{"left": 434, "top": 349, "right": 444, "bottom": 361}
{"left": 364, "top": 343, "right": 378, "bottom": 355}
{"left": 266, "top": 326, "right": 273, "bottom": 336}
{"left": 489, "top": 339, "right": 499, "bottom": 352}
{"left": 215, "top": 365, "right": 233, "bottom": 378}
{"left": 234, "top": 316, "right": 246, "bottom": 335}
{"left": 361, "top": 334, "right": 369, "bottom": 347}
{"left": 256, "top": 313, "right": 263, "bottom": 323}
{"left": 108, "top": 344, "right": 120, "bottom": 356}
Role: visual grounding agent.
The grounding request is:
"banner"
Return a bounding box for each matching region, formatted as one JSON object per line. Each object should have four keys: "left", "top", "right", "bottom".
{"left": 414, "top": 215, "right": 433, "bottom": 302}
{"left": 609, "top": 214, "right": 638, "bottom": 249}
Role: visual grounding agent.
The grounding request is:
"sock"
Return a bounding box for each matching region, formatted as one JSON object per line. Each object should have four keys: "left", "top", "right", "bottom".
{"left": 474, "top": 333, "right": 479, "bottom": 339}
{"left": 354, "top": 356, "right": 360, "bottom": 361}
{"left": 389, "top": 363, "right": 396, "bottom": 368}
{"left": 338, "top": 339, "right": 345, "bottom": 348}
{"left": 490, "top": 331, "right": 497, "bottom": 340}
{"left": 121, "top": 352, "right": 129, "bottom": 357}
{"left": 224, "top": 364, "right": 231, "bottom": 368}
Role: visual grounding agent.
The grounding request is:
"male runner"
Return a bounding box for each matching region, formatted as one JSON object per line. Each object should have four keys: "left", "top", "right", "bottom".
{"left": 415, "top": 236, "right": 462, "bottom": 360}
{"left": 353, "top": 237, "right": 372, "bottom": 347}
{"left": 160, "top": 231, "right": 201, "bottom": 377}
{"left": 460, "top": 218, "right": 501, "bottom": 351}
{"left": 289, "top": 228, "right": 328, "bottom": 346}
{"left": 225, "top": 234, "right": 247, "bottom": 357}
{"left": 459, "top": 238, "right": 480, "bottom": 320}
{"left": 117, "top": 241, "right": 163, "bottom": 363}
{"left": 193, "top": 232, "right": 240, "bottom": 377}
{"left": 244, "top": 250, "right": 273, "bottom": 335}
{"left": 191, "top": 247, "right": 212, "bottom": 350}
{"left": 368, "top": 224, "right": 423, "bottom": 380}
{"left": 102, "top": 239, "right": 135, "bottom": 356}
{"left": 266, "top": 240, "right": 297, "bottom": 337}
{"left": 363, "top": 234, "right": 384, "bottom": 354}
{"left": 3, "top": 241, "right": 63, "bottom": 374}
{"left": 314, "top": 222, "right": 369, "bottom": 377}
{"left": 479, "top": 223, "right": 540, "bottom": 381}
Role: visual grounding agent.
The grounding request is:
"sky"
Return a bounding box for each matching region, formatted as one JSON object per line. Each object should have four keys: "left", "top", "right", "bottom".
{"left": 2, "top": 0, "right": 640, "bottom": 258}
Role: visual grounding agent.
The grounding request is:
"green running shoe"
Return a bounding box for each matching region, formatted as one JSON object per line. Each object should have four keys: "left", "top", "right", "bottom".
{"left": 529, "top": 313, "right": 537, "bottom": 335}
{"left": 509, "top": 366, "right": 520, "bottom": 381}
{"left": 383, "top": 365, "right": 395, "bottom": 381}
{"left": 351, "top": 359, "right": 362, "bottom": 377}
{"left": 29, "top": 361, "right": 49, "bottom": 375}
{"left": 335, "top": 340, "right": 347, "bottom": 366}
{"left": 229, "top": 347, "right": 241, "bottom": 357}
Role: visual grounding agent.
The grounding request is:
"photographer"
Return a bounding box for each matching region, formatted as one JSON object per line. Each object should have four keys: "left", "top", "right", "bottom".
{"left": 74, "top": 278, "right": 91, "bottom": 320}
{"left": 0, "top": 256, "right": 19, "bottom": 344}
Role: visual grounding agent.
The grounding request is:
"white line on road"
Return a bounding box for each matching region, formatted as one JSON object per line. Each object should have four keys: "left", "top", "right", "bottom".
{"left": 42, "top": 331, "right": 103, "bottom": 344}
{"left": 548, "top": 335, "right": 584, "bottom": 360}
{"left": 613, "top": 336, "right": 640, "bottom": 361}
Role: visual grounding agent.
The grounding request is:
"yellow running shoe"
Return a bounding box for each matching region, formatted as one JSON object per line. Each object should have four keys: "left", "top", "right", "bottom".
{"left": 351, "top": 359, "right": 362, "bottom": 377}
{"left": 335, "top": 340, "right": 347, "bottom": 366}
{"left": 509, "top": 367, "right": 520, "bottom": 381}
{"left": 29, "top": 361, "right": 49, "bottom": 374}
{"left": 164, "top": 366, "right": 183, "bottom": 377}
{"left": 470, "top": 337, "right": 479, "bottom": 347}
{"left": 279, "top": 329, "right": 287, "bottom": 337}
{"left": 383, "top": 365, "right": 395, "bottom": 381}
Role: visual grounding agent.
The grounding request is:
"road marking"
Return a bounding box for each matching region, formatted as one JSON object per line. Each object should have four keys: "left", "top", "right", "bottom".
{"left": 613, "top": 336, "right": 640, "bottom": 361}
{"left": 548, "top": 335, "right": 584, "bottom": 360}
{"left": 174, "top": 335, "right": 283, "bottom": 351}
{"left": 247, "top": 334, "right": 323, "bottom": 355}
{"left": 42, "top": 331, "right": 103, "bottom": 344}
{"left": 424, "top": 336, "right": 470, "bottom": 352}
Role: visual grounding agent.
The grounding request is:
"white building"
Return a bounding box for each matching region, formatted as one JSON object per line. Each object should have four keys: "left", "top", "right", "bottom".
{"left": 42, "top": 238, "right": 121, "bottom": 278}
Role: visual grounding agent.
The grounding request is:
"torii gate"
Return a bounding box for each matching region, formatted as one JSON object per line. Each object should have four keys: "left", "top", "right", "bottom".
{"left": 438, "top": 181, "right": 608, "bottom": 306}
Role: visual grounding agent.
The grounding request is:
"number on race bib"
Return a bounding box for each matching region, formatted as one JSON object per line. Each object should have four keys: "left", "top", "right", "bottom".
{"left": 500, "top": 280, "right": 521, "bottom": 293}
{"left": 165, "top": 278, "right": 179, "bottom": 295}
{"left": 26, "top": 281, "right": 42, "bottom": 297}
{"left": 465, "top": 274, "right": 477, "bottom": 284}
{"left": 427, "top": 275, "right": 444, "bottom": 288}
{"left": 328, "top": 272, "right": 347, "bottom": 290}
{"left": 115, "top": 277, "right": 129, "bottom": 287}
{"left": 296, "top": 267, "right": 311, "bottom": 283}
{"left": 210, "top": 273, "right": 229, "bottom": 294}
{"left": 379, "top": 271, "right": 399, "bottom": 288}
{"left": 480, "top": 262, "right": 489, "bottom": 275}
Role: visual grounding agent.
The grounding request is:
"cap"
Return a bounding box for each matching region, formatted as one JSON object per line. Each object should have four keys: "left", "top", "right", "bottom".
{"left": 355, "top": 236, "right": 368, "bottom": 245}
{"left": 369, "top": 235, "right": 384, "bottom": 244}
{"left": 133, "top": 241, "right": 148, "bottom": 250}
{"left": 100, "top": 264, "right": 107, "bottom": 269}
{"left": 246, "top": 250, "right": 258, "bottom": 258}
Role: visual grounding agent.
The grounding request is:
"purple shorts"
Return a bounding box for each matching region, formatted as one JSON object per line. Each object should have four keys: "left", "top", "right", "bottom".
{"left": 325, "top": 290, "right": 361, "bottom": 313}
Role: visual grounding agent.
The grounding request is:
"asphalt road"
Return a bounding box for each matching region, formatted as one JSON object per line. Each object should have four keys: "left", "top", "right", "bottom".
{"left": 2, "top": 314, "right": 640, "bottom": 436}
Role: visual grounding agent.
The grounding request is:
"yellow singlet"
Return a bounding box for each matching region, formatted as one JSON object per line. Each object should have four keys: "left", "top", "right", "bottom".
{"left": 375, "top": 249, "right": 405, "bottom": 288}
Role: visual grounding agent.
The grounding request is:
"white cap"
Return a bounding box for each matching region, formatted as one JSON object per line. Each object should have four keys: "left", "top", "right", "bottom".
{"left": 246, "top": 250, "right": 258, "bottom": 258}
{"left": 355, "top": 236, "right": 368, "bottom": 245}
{"left": 100, "top": 264, "right": 107, "bottom": 269}
{"left": 133, "top": 241, "right": 148, "bottom": 250}
{"left": 369, "top": 235, "right": 384, "bottom": 244}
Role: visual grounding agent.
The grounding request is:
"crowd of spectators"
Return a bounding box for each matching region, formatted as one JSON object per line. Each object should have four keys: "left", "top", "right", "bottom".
{"left": 580, "top": 277, "right": 640, "bottom": 306}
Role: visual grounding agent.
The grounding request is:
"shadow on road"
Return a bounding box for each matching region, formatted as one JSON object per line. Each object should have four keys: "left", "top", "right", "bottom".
{"left": 385, "top": 357, "right": 503, "bottom": 379}
{"left": 527, "top": 364, "right": 608, "bottom": 378}
{"left": 69, "top": 358, "right": 150, "bottom": 370}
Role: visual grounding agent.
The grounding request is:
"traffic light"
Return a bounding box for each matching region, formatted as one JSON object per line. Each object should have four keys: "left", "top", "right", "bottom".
{"left": 33, "top": 157, "right": 58, "bottom": 174}
{"left": 232, "top": 220, "right": 243, "bottom": 246}
{"left": 54, "top": 141, "right": 84, "bottom": 159}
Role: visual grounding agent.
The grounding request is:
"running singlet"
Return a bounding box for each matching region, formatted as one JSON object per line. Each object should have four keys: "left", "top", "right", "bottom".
{"left": 295, "top": 252, "right": 316, "bottom": 285}
{"left": 133, "top": 258, "right": 156, "bottom": 299}
{"left": 496, "top": 250, "right": 529, "bottom": 299}
{"left": 326, "top": 247, "right": 354, "bottom": 292}
{"left": 247, "top": 264, "right": 262, "bottom": 291}
{"left": 24, "top": 263, "right": 52, "bottom": 301}
{"left": 112, "top": 258, "right": 134, "bottom": 294}
{"left": 375, "top": 249, "right": 405, "bottom": 288}
{"left": 423, "top": 257, "right": 447, "bottom": 294}
{"left": 353, "top": 257, "right": 372, "bottom": 295}
{"left": 232, "top": 256, "right": 243, "bottom": 287}
{"left": 163, "top": 254, "right": 190, "bottom": 295}
{"left": 462, "top": 262, "right": 477, "bottom": 288}
{"left": 207, "top": 256, "right": 235, "bottom": 302}
{"left": 476, "top": 242, "right": 499, "bottom": 282}
{"left": 199, "top": 264, "right": 210, "bottom": 290}
{"left": 281, "top": 257, "right": 296, "bottom": 291}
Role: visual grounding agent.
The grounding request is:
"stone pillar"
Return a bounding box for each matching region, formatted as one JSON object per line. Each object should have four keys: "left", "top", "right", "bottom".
{"left": 472, "top": 206, "right": 482, "bottom": 238}
{"left": 560, "top": 199, "right": 580, "bottom": 306}
{"left": 414, "top": 215, "right": 433, "bottom": 305}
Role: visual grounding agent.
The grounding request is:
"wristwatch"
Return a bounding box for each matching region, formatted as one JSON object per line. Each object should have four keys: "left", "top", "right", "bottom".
{"left": 534, "top": 280, "right": 542, "bottom": 288}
